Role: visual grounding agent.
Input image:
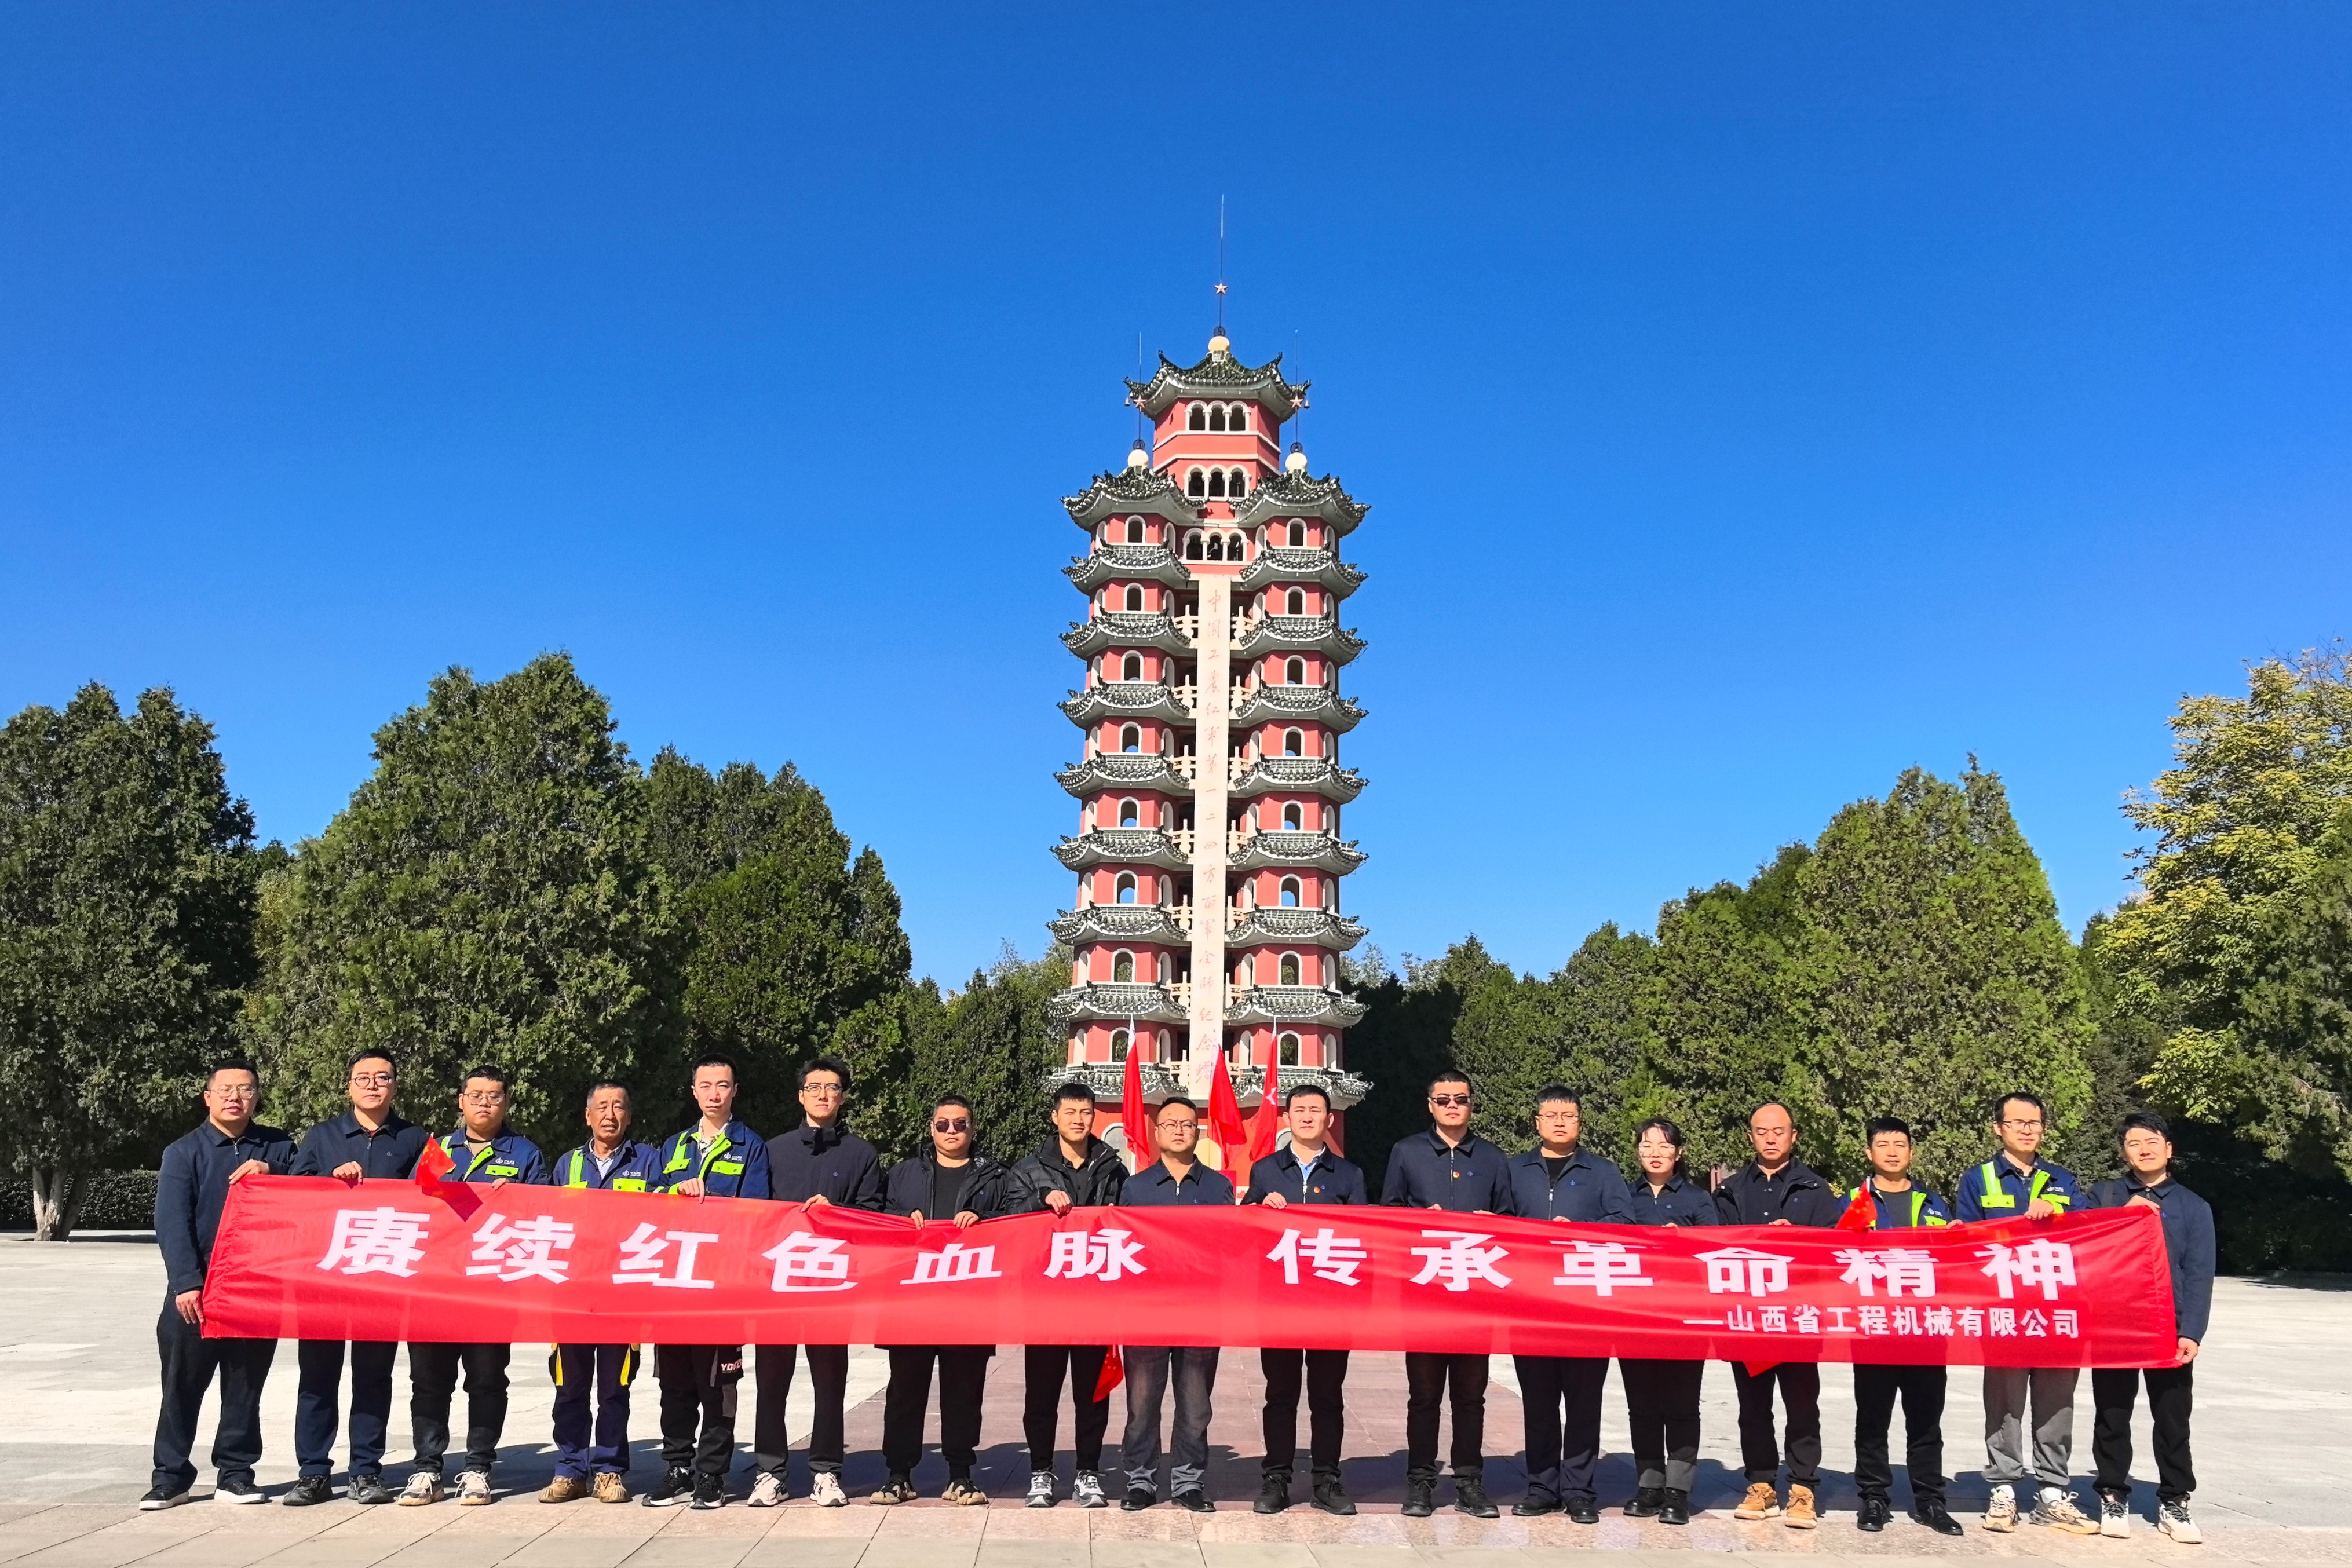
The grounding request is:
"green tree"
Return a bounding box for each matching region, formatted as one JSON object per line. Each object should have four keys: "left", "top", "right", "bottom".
{"left": 0, "top": 686, "right": 261, "bottom": 1238}
{"left": 2220, "top": 805, "right": 2352, "bottom": 1176}
{"left": 249, "top": 656, "right": 675, "bottom": 1147}
{"left": 897, "top": 947, "right": 1068, "bottom": 1167}
{"left": 1341, "top": 944, "right": 1485, "bottom": 1191}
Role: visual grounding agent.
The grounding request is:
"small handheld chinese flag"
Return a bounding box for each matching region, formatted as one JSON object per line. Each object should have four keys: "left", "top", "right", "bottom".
{"left": 1091, "top": 1345, "right": 1124, "bottom": 1401}
{"left": 1207, "top": 1053, "right": 1251, "bottom": 1183}
{"left": 1119, "top": 1038, "right": 1151, "bottom": 1174}
{"left": 1835, "top": 1184, "right": 1875, "bottom": 1232}
{"left": 1245, "top": 1055, "right": 1282, "bottom": 1169}
{"left": 414, "top": 1138, "right": 455, "bottom": 1191}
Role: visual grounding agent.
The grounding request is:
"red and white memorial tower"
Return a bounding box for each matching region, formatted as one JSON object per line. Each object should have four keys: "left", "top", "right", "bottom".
{"left": 1049, "top": 326, "right": 1371, "bottom": 1158}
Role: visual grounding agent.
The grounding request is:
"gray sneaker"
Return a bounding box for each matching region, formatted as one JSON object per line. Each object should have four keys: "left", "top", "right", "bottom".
{"left": 2159, "top": 1500, "right": 2203, "bottom": 1544}
{"left": 1072, "top": 1471, "right": 1108, "bottom": 1508}
{"left": 398, "top": 1472, "right": 444, "bottom": 1507}
{"left": 455, "top": 1470, "right": 493, "bottom": 1507}
{"left": 2031, "top": 1491, "right": 2100, "bottom": 1536}
{"left": 2099, "top": 1494, "right": 2131, "bottom": 1538}
{"left": 1026, "top": 1470, "right": 1057, "bottom": 1508}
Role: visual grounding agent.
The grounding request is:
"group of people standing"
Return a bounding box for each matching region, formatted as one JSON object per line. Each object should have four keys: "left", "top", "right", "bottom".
{"left": 149, "top": 1053, "right": 2212, "bottom": 1545}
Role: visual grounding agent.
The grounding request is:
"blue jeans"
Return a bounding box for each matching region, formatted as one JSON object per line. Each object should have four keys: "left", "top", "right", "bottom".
{"left": 1120, "top": 1346, "right": 1218, "bottom": 1496}
{"left": 551, "top": 1344, "right": 637, "bottom": 1478}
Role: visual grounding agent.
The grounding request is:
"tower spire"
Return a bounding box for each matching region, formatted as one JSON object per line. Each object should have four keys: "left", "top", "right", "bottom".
{"left": 1211, "top": 197, "right": 1229, "bottom": 352}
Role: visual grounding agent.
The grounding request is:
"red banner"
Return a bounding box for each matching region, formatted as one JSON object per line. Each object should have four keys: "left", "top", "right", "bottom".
{"left": 204, "top": 1176, "right": 2178, "bottom": 1365}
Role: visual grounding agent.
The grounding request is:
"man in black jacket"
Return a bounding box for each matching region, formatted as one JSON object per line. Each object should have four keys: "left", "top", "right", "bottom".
{"left": 871, "top": 1096, "right": 1015, "bottom": 1507}
{"left": 1380, "top": 1070, "right": 1514, "bottom": 1520}
{"left": 145, "top": 1060, "right": 295, "bottom": 1509}
{"left": 1244, "top": 1083, "right": 1366, "bottom": 1518}
{"left": 1009, "top": 1080, "right": 1127, "bottom": 1509}
{"left": 1714, "top": 1100, "right": 1843, "bottom": 1529}
{"left": 752, "top": 1057, "right": 884, "bottom": 1509}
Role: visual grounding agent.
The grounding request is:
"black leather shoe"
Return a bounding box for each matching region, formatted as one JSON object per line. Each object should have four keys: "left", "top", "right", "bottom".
{"left": 1911, "top": 1502, "right": 1964, "bottom": 1536}
{"left": 1310, "top": 1474, "right": 1356, "bottom": 1516}
{"left": 1565, "top": 1495, "right": 1600, "bottom": 1525}
{"left": 1255, "top": 1474, "right": 1290, "bottom": 1515}
{"left": 349, "top": 1475, "right": 393, "bottom": 1506}
{"left": 281, "top": 1475, "right": 333, "bottom": 1507}
{"left": 1659, "top": 1488, "right": 1691, "bottom": 1526}
{"left": 1121, "top": 1486, "right": 1155, "bottom": 1512}
{"left": 1624, "top": 1486, "right": 1664, "bottom": 1518}
{"left": 1513, "top": 1489, "right": 1558, "bottom": 1518}
{"left": 1858, "top": 1496, "right": 1891, "bottom": 1532}
{"left": 1453, "top": 1477, "right": 1499, "bottom": 1519}
{"left": 1173, "top": 1489, "right": 1214, "bottom": 1514}
{"left": 1402, "top": 1478, "right": 1436, "bottom": 1518}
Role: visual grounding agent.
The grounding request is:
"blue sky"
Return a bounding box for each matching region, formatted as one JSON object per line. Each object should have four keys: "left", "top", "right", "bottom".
{"left": 5, "top": 5, "right": 2349, "bottom": 985}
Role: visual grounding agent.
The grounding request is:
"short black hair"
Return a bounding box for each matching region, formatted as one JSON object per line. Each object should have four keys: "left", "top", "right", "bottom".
{"left": 345, "top": 1049, "right": 396, "bottom": 1076}
{"left": 691, "top": 1053, "right": 739, "bottom": 1082}
{"left": 798, "top": 1055, "right": 851, "bottom": 1091}
{"left": 2120, "top": 1110, "right": 2172, "bottom": 1142}
{"left": 585, "top": 1079, "right": 631, "bottom": 1102}
{"left": 1156, "top": 1095, "right": 1199, "bottom": 1117}
{"left": 932, "top": 1094, "right": 973, "bottom": 1117}
{"left": 1748, "top": 1099, "right": 1795, "bottom": 1125}
{"left": 1864, "top": 1116, "right": 1913, "bottom": 1142}
{"left": 1533, "top": 1082, "right": 1581, "bottom": 1112}
{"left": 207, "top": 1057, "right": 260, "bottom": 1086}
{"left": 1992, "top": 1090, "right": 2048, "bottom": 1123}
{"left": 1051, "top": 1080, "right": 1098, "bottom": 1107}
{"left": 1426, "top": 1070, "right": 1471, "bottom": 1096}
{"left": 461, "top": 1064, "right": 510, "bottom": 1091}
{"left": 1283, "top": 1083, "right": 1331, "bottom": 1111}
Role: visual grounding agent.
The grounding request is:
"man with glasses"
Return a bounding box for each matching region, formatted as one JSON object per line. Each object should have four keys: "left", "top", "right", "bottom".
{"left": 403, "top": 1065, "right": 546, "bottom": 1507}
{"left": 282, "top": 1051, "right": 428, "bottom": 1507}
{"left": 753, "top": 1056, "right": 883, "bottom": 1508}
{"left": 645, "top": 1054, "right": 772, "bottom": 1509}
{"left": 543, "top": 1080, "right": 662, "bottom": 1505}
{"left": 1117, "top": 1096, "right": 1234, "bottom": 1513}
{"left": 1380, "top": 1071, "right": 1513, "bottom": 1519}
{"left": 143, "top": 1059, "right": 294, "bottom": 1509}
{"left": 1505, "top": 1084, "right": 1631, "bottom": 1524}
{"left": 1956, "top": 1091, "right": 2096, "bottom": 1536}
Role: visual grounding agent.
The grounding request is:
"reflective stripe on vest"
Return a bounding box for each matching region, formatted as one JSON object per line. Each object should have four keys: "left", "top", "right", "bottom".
{"left": 1977, "top": 1160, "right": 2055, "bottom": 1211}
{"left": 663, "top": 1130, "right": 733, "bottom": 1183}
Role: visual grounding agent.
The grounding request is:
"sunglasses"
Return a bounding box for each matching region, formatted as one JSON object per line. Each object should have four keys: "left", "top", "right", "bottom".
{"left": 1428, "top": 1094, "right": 1471, "bottom": 1108}
{"left": 932, "top": 1118, "right": 970, "bottom": 1133}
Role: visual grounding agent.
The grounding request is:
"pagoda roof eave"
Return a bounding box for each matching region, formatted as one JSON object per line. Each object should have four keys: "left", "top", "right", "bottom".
{"left": 1229, "top": 831, "right": 1368, "bottom": 876}
{"left": 1233, "top": 550, "right": 1367, "bottom": 597}
{"left": 1231, "top": 473, "right": 1369, "bottom": 536}
{"left": 1057, "top": 756, "right": 1196, "bottom": 799}
{"left": 1065, "top": 468, "right": 1207, "bottom": 529}
{"left": 1061, "top": 684, "right": 1196, "bottom": 728}
{"left": 1067, "top": 549, "right": 1193, "bottom": 593}
{"left": 1225, "top": 909, "right": 1368, "bottom": 952}
{"left": 1225, "top": 986, "right": 1371, "bottom": 1029}
{"left": 1050, "top": 907, "right": 1191, "bottom": 947}
{"left": 1126, "top": 349, "right": 1307, "bottom": 423}
{"left": 1064, "top": 614, "right": 1193, "bottom": 659}
{"left": 1053, "top": 830, "right": 1193, "bottom": 872}
{"left": 1232, "top": 617, "right": 1367, "bottom": 664}
{"left": 1047, "top": 982, "right": 1189, "bottom": 1025}
{"left": 1228, "top": 758, "right": 1366, "bottom": 803}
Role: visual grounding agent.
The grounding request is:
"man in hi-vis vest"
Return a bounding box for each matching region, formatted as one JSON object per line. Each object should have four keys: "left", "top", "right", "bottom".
{"left": 541, "top": 1081, "right": 661, "bottom": 1504}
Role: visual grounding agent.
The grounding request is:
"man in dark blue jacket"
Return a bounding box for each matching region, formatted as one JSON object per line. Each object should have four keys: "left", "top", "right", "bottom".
{"left": 1506, "top": 1084, "right": 1632, "bottom": 1524}
{"left": 403, "top": 1065, "right": 546, "bottom": 1507}
{"left": 1010, "top": 1080, "right": 1128, "bottom": 1511}
{"left": 1118, "top": 1096, "right": 1233, "bottom": 1513}
{"left": 1847, "top": 1117, "right": 1962, "bottom": 1538}
{"left": 2087, "top": 1112, "right": 2215, "bottom": 1546}
{"left": 542, "top": 1081, "right": 662, "bottom": 1505}
{"left": 1380, "top": 1070, "right": 1514, "bottom": 1519}
{"left": 753, "top": 1056, "right": 885, "bottom": 1509}
{"left": 1243, "top": 1083, "right": 1365, "bottom": 1517}
{"left": 282, "top": 1050, "right": 428, "bottom": 1507}
{"left": 1715, "top": 1100, "right": 1842, "bottom": 1529}
{"left": 144, "top": 1060, "right": 294, "bottom": 1509}
{"left": 644, "top": 1054, "right": 770, "bottom": 1510}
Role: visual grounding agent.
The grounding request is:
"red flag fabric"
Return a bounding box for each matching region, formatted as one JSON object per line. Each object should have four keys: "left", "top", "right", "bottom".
{"left": 1836, "top": 1185, "right": 1876, "bottom": 1232}
{"left": 1119, "top": 1044, "right": 1150, "bottom": 1174}
{"left": 1245, "top": 1057, "right": 1282, "bottom": 1169}
{"left": 1207, "top": 1054, "right": 1250, "bottom": 1187}
{"left": 1091, "top": 1344, "right": 1123, "bottom": 1400}
{"left": 413, "top": 1137, "right": 454, "bottom": 1191}
{"left": 204, "top": 1175, "right": 2180, "bottom": 1366}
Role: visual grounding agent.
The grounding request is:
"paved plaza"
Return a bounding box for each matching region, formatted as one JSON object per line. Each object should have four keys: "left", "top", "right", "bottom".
{"left": 4, "top": 1236, "right": 2347, "bottom": 1567}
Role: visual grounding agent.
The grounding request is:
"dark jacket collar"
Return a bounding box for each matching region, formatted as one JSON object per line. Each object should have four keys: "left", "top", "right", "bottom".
{"left": 1138, "top": 1158, "right": 1214, "bottom": 1186}
{"left": 1736, "top": 1158, "right": 1824, "bottom": 1189}
{"left": 1514, "top": 1145, "right": 1598, "bottom": 1172}
{"left": 334, "top": 1109, "right": 416, "bottom": 1138}
{"left": 1033, "top": 1134, "right": 1116, "bottom": 1169}
{"left": 1421, "top": 1127, "right": 1492, "bottom": 1157}
{"left": 791, "top": 1121, "right": 854, "bottom": 1152}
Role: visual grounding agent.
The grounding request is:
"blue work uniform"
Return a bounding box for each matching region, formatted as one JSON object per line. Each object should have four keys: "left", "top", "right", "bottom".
{"left": 151, "top": 1118, "right": 295, "bottom": 1497}
{"left": 653, "top": 1119, "right": 772, "bottom": 1200}
{"left": 410, "top": 1128, "right": 546, "bottom": 1482}
{"left": 288, "top": 1110, "right": 428, "bottom": 1484}
{"left": 548, "top": 1139, "right": 662, "bottom": 1482}
{"left": 1382, "top": 1128, "right": 1515, "bottom": 1490}
{"left": 1952, "top": 1152, "right": 2080, "bottom": 1222}
{"left": 1244, "top": 1145, "right": 1365, "bottom": 1484}
{"left": 1621, "top": 1172, "right": 1714, "bottom": 1497}
{"left": 1851, "top": 1180, "right": 1955, "bottom": 1512}
{"left": 1953, "top": 1150, "right": 2086, "bottom": 1495}
{"left": 1507, "top": 1147, "right": 1632, "bottom": 1508}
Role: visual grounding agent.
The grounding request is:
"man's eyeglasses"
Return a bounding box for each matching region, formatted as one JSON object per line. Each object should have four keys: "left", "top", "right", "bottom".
{"left": 1428, "top": 1094, "right": 1471, "bottom": 1108}
{"left": 932, "top": 1118, "right": 970, "bottom": 1133}
{"left": 461, "top": 1091, "right": 507, "bottom": 1106}
{"left": 2000, "top": 1118, "right": 2045, "bottom": 1131}
{"left": 1157, "top": 1119, "right": 1197, "bottom": 1132}
{"left": 803, "top": 1083, "right": 845, "bottom": 1097}
{"left": 348, "top": 1073, "right": 395, "bottom": 1087}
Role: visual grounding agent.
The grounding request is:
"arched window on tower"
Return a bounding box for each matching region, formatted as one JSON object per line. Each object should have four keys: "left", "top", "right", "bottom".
{"left": 1120, "top": 724, "right": 1142, "bottom": 753}
{"left": 1207, "top": 470, "right": 1227, "bottom": 499}
{"left": 1285, "top": 656, "right": 1305, "bottom": 685}
{"left": 1231, "top": 405, "right": 1248, "bottom": 432}
{"left": 1279, "top": 953, "right": 1301, "bottom": 986}
{"left": 1110, "top": 1028, "right": 1130, "bottom": 1062}
{"left": 1279, "top": 876, "right": 1302, "bottom": 908}
{"left": 1115, "top": 872, "right": 1137, "bottom": 904}
{"left": 1112, "top": 951, "right": 1134, "bottom": 984}
{"left": 1207, "top": 405, "right": 1226, "bottom": 432}
{"left": 1279, "top": 1032, "right": 1300, "bottom": 1067}
{"left": 1230, "top": 469, "right": 1248, "bottom": 498}
{"left": 1184, "top": 531, "right": 1204, "bottom": 560}
{"left": 1283, "top": 728, "right": 1303, "bottom": 756}
{"left": 1188, "top": 469, "right": 1206, "bottom": 499}
{"left": 1120, "top": 652, "right": 1143, "bottom": 681}
{"left": 1188, "top": 404, "right": 1206, "bottom": 432}
{"left": 1288, "top": 521, "right": 1305, "bottom": 547}
{"left": 1285, "top": 588, "right": 1305, "bottom": 616}
{"left": 1127, "top": 518, "right": 1146, "bottom": 544}
{"left": 1283, "top": 802, "right": 1302, "bottom": 830}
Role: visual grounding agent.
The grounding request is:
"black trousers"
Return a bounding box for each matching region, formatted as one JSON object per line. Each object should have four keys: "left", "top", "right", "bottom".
{"left": 1854, "top": 1364, "right": 1946, "bottom": 1507}
{"left": 2092, "top": 1364, "right": 2195, "bottom": 1502}
{"left": 1404, "top": 1350, "right": 1488, "bottom": 1482}
{"left": 755, "top": 1344, "right": 850, "bottom": 1478}
{"left": 295, "top": 1339, "right": 397, "bottom": 1479}
{"left": 152, "top": 1302, "right": 276, "bottom": 1494}
{"left": 882, "top": 1346, "right": 991, "bottom": 1478}
{"left": 655, "top": 1344, "right": 743, "bottom": 1480}
{"left": 410, "top": 1342, "right": 511, "bottom": 1476}
{"left": 1621, "top": 1358, "right": 1703, "bottom": 1493}
{"left": 1514, "top": 1354, "right": 1608, "bottom": 1502}
{"left": 1024, "top": 1344, "right": 1111, "bottom": 1473}
{"left": 1260, "top": 1348, "right": 1348, "bottom": 1479}
{"left": 1729, "top": 1359, "right": 1821, "bottom": 1487}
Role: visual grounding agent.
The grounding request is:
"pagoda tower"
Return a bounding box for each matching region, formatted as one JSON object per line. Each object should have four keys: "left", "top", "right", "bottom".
{"left": 1049, "top": 326, "right": 1371, "bottom": 1159}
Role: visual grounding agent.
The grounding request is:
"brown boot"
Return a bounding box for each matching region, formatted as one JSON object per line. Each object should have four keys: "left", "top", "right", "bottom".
{"left": 1733, "top": 1482, "right": 1783, "bottom": 1520}
{"left": 591, "top": 1473, "right": 630, "bottom": 1504}
{"left": 539, "top": 1475, "right": 589, "bottom": 1504}
{"left": 1784, "top": 1484, "right": 1818, "bottom": 1529}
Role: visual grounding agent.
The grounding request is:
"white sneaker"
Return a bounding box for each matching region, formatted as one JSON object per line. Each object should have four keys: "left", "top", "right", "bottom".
{"left": 2033, "top": 1491, "right": 2100, "bottom": 1536}
{"left": 1982, "top": 1483, "right": 2017, "bottom": 1532}
{"left": 2159, "top": 1500, "right": 2202, "bottom": 1544}
{"left": 399, "top": 1472, "right": 444, "bottom": 1506}
{"left": 1027, "top": 1470, "right": 1057, "bottom": 1508}
{"left": 810, "top": 1472, "right": 848, "bottom": 1508}
{"left": 1072, "top": 1471, "right": 1107, "bottom": 1509}
{"left": 455, "top": 1470, "right": 493, "bottom": 1507}
{"left": 2100, "top": 1495, "right": 2131, "bottom": 1538}
{"left": 747, "top": 1473, "right": 785, "bottom": 1508}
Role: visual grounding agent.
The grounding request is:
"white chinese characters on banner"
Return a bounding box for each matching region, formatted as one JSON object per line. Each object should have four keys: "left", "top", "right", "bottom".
{"left": 1835, "top": 1247, "right": 1938, "bottom": 1299}
{"left": 904, "top": 1241, "right": 1003, "bottom": 1285}
{"left": 1266, "top": 1227, "right": 1369, "bottom": 1286}
{"left": 1695, "top": 1245, "right": 1792, "bottom": 1298}
{"left": 765, "top": 1231, "right": 853, "bottom": 1293}
{"left": 1977, "top": 1239, "right": 2077, "bottom": 1301}
{"left": 1407, "top": 1231, "right": 1512, "bottom": 1293}
{"left": 466, "top": 1214, "right": 575, "bottom": 1284}
{"left": 1550, "top": 1241, "right": 1652, "bottom": 1296}
{"left": 317, "top": 1207, "right": 433, "bottom": 1278}
{"left": 613, "top": 1222, "right": 719, "bottom": 1289}
{"left": 1044, "top": 1229, "right": 1147, "bottom": 1282}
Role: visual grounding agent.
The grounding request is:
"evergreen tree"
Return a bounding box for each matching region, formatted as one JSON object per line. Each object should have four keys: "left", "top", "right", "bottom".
{"left": 897, "top": 948, "right": 1067, "bottom": 1166}
{"left": 0, "top": 686, "right": 262, "bottom": 1237}
{"left": 2227, "top": 805, "right": 2352, "bottom": 1177}
{"left": 1341, "top": 944, "right": 1486, "bottom": 1190}
{"left": 249, "top": 656, "right": 675, "bottom": 1147}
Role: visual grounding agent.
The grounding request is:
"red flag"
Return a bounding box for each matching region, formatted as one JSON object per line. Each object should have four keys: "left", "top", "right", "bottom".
{"left": 414, "top": 1136, "right": 454, "bottom": 1191}
{"left": 1119, "top": 1040, "right": 1151, "bottom": 1174}
{"left": 1091, "top": 1344, "right": 1123, "bottom": 1400}
{"left": 1835, "top": 1184, "right": 1875, "bottom": 1233}
{"left": 1208, "top": 1053, "right": 1250, "bottom": 1189}
{"left": 1246, "top": 1055, "right": 1282, "bottom": 1168}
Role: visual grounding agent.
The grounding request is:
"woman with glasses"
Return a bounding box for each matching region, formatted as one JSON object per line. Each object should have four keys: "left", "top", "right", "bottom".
{"left": 1620, "top": 1117, "right": 1715, "bottom": 1527}
{"left": 871, "top": 1095, "right": 1016, "bottom": 1506}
